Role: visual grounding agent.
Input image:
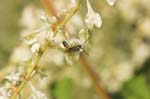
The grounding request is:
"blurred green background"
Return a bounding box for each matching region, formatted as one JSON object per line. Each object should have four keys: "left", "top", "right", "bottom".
{"left": 0, "top": 0, "right": 150, "bottom": 99}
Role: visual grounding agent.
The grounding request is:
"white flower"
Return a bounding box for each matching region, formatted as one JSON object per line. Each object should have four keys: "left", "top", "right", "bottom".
{"left": 71, "top": 0, "right": 77, "bottom": 6}
{"left": 51, "top": 16, "right": 57, "bottom": 23}
{"left": 10, "top": 45, "right": 32, "bottom": 63}
{"left": 23, "top": 32, "right": 38, "bottom": 45}
{"left": 85, "top": 0, "right": 102, "bottom": 29}
{"left": 45, "top": 30, "right": 54, "bottom": 41}
{"left": 40, "top": 15, "right": 49, "bottom": 23}
{"left": 28, "top": 82, "right": 47, "bottom": 99}
{"left": 5, "top": 72, "right": 22, "bottom": 85}
{"left": 27, "top": 37, "right": 38, "bottom": 45}
{"left": 106, "top": 0, "right": 115, "bottom": 6}
{"left": 0, "top": 87, "right": 9, "bottom": 99}
{"left": 31, "top": 42, "right": 40, "bottom": 53}
{"left": 40, "top": 15, "right": 57, "bottom": 25}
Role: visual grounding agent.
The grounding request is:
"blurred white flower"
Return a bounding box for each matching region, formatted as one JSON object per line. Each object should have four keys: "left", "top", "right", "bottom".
{"left": 40, "top": 15, "right": 50, "bottom": 23}
{"left": 10, "top": 45, "right": 31, "bottom": 63}
{"left": 28, "top": 82, "right": 47, "bottom": 99}
{"left": 0, "top": 87, "right": 9, "bottom": 99}
{"left": 27, "top": 37, "right": 38, "bottom": 45}
{"left": 71, "top": 0, "right": 77, "bottom": 6}
{"left": 40, "top": 15, "right": 57, "bottom": 25}
{"left": 31, "top": 43, "right": 40, "bottom": 53}
{"left": 66, "top": 14, "right": 83, "bottom": 34}
{"left": 51, "top": 16, "right": 57, "bottom": 24}
{"left": 106, "top": 0, "right": 115, "bottom": 6}
{"left": 85, "top": 0, "right": 102, "bottom": 29}
{"left": 23, "top": 32, "right": 38, "bottom": 45}
{"left": 132, "top": 43, "right": 150, "bottom": 68}
{"left": 5, "top": 72, "right": 22, "bottom": 85}
{"left": 20, "top": 4, "right": 41, "bottom": 29}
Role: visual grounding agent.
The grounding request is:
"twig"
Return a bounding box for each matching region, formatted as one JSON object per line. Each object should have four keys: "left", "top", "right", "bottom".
{"left": 41, "top": 0, "right": 57, "bottom": 17}
{"left": 11, "top": 46, "right": 47, "bottom": 99}
{"left": 80, "top": 53, "right": 111, "bottom": 99}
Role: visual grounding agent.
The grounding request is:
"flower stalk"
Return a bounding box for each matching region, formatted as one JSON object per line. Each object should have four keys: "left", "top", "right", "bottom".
{"left": 11, "top": 47, "right": 46, "bottom": 99}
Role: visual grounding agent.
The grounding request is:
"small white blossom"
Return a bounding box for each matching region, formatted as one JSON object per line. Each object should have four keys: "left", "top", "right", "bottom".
{"left": 23, "top": 32, "right": 38, "bottom": 45}
{"left": 51, "top": 16, "right": 57, "bottom": 23}
{"left": 28, "top": 82, "right": 47, "bottom": 99}
{"left": 106, "top": 0, "right": 115, "bottom": 6}
{"left": 27, "top": 37, "right": 38, "bottom": 45}
{"left": 40, "top": 15, "right": 50, "bottom": 23}
{"left": 0, "top": 87, "right": 9, "bottom": 99}
{"left": 5, "top": 72, "right": 22, "bottom": 85}
{"left": 85, "top": 0, "right": 102, "bottom": 29}
{"left": 71, "top": 0, "right": 77, "bottom": 6}
{"left": 45, "top": 30, "right": 54, "bottom": 41}
{"left": 31, "top": 42, "right": 40, "bottom": 53}
{"left": 10, "top": 45, "right": 32, "bottom": 63}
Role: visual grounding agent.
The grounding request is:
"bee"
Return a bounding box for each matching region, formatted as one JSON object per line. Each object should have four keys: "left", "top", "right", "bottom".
{"left": 62, "top": 40, "right": 88, "bottom": 55}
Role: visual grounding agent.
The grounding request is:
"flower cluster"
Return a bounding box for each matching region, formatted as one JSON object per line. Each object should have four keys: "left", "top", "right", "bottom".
{"left": 0, "top": 71, "right": 23, "bottom": 98}
{"left": 0, "top": 0, "right": 117, "bottom": 98}
{"left": 23, "top": 15, "right": 58, "bottom": 54}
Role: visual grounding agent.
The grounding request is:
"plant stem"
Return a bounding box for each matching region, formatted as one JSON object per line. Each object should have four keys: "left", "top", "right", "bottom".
{"left": 80, "top": 53, "right": 111, "bottom": 99}
{"left": 61, "top": 0, "right": 81, "bottom": 26}
{"left": 11, "top": 51, "right": 44, "bottom": 99}
{"left": 41, "top": 0, "right": 57, "bottom": 17}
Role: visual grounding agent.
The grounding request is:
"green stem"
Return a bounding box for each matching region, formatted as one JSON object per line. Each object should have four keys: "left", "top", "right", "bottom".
{"left": 11, "top": 46, "right": 47, "bottom": 99}
{"left": 54, "top": 0, "right": 82, "bottom": 37}
{"left": 61, "top": 0, "right": 81, "bottom": 26}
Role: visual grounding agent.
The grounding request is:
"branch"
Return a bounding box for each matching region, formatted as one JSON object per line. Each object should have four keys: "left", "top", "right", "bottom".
{"left": 11, "top": 46, "right": 47, "bottom": 99}
{"left": 41, "top": 0, "right": 57, "bottom": 17}
{"left": 80, "top": 53, "right": 111, "bottom": 99}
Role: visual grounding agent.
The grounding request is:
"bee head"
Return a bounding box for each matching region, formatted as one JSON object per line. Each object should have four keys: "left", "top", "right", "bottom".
{"left": 62, "top": 41, "right": 70, "bottom": 48}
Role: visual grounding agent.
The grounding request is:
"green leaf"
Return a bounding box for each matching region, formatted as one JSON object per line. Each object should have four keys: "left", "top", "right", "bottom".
{"left": 121, "top": 74, "right": 150, "bottom": 99}
{"left": 52, "top": 78, "right": 73, "bottom": 99}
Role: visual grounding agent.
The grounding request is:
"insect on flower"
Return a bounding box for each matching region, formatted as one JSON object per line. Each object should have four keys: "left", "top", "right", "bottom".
{"left": 62, "top": 39, "right": 88, "bottom": 55}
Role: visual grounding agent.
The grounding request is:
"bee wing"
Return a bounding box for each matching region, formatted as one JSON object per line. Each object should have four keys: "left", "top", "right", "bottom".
{"left": 65, "top": 52, "right": 80, "bottom": 65}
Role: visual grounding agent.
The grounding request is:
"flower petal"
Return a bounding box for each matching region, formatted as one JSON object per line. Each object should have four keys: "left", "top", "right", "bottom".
{"left": 31, "top": 42, "right": 40, "bottom": 53}
{"left": 106, "top": 0, "right": 115, "bottom": 6}
{"left": 85, "top": 0, "right": 102, "bottom": 29}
